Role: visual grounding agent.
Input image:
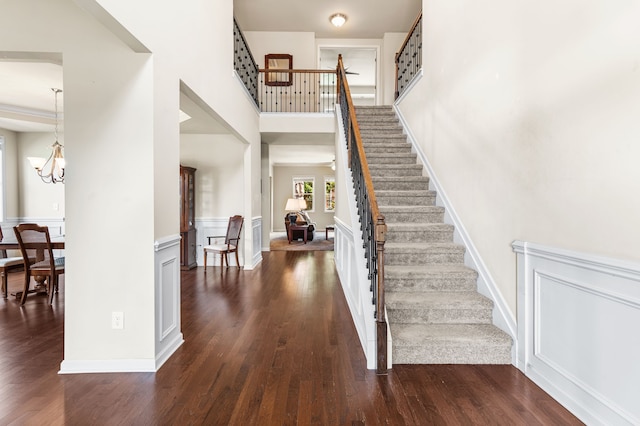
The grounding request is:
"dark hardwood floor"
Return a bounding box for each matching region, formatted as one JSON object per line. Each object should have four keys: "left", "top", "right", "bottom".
{"left": 0, "top": 251, "right": 582, "bottom": 425}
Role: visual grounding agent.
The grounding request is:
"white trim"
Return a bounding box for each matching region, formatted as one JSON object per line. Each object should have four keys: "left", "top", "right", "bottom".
{"left": 154, "top": 234, "right": 181, "bottom": 251}
{"left": 59, "top": 359, "right": 157, "bottom": 374}
{"left": 394, "top": 69, "right": 423, "bottom": 104}
{"left": 233, "top": 70, "right": 260, "bottom": 114}
{"left": 154, "top": 332, "right": 184, "bottom": 371}
{"left": 324, "top": 176, "right": 336, "bottom": 213}
{"left": 394, "top": 104, "right": 517, "bottom": 359}
{"left": 292, "top": 176, "right": 316, "bottom": 213}
{"left": 247, "top": 216, "right": 263, "bottom": 270}
{"left": 513, "top": 240, "right": 640, "bottom": 425}
{"left": 154, "top": 233, "right": 183, "bottom": 373}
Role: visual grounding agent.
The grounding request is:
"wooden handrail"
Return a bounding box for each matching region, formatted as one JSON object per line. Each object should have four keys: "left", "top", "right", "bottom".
{"left": 258, "top": 69, "right": 337, "bottom": 74}
{"left": 337, "top": 59, "right": 381, "bottom": 221}
{"left": 337, "top": 55, "right": 388, "bottom": 375}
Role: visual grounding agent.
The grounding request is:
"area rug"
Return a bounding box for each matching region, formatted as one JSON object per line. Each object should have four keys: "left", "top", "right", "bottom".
{"left": 269, "top": 232, "right": 334, "bottom": 251}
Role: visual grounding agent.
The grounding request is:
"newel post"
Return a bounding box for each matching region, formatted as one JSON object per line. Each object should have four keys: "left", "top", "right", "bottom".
{"left": 375, "top": 215, "right": 388, "bottom": 375}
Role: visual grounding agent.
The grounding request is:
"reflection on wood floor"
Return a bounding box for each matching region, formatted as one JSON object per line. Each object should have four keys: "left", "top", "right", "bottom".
{"left": 0, "top": 251, "right": 582, "bottom": 425}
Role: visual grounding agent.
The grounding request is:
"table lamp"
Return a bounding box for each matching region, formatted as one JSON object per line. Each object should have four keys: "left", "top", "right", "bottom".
{"left": 285, "top": 198, "right": 306, "bottom": 225}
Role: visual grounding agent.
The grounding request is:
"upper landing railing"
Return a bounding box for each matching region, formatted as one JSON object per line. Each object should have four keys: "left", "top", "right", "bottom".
{"left": 234, "top": 19, "right": 336, "bottom": 113}
{"left": 257, "top": 69, "right": 337, "bottom": 113}
{"left": 234, "top": 18, "right": 259, "bottom": 106}
{"left": 395, "top": 11, "right": 423, "bottom": 99}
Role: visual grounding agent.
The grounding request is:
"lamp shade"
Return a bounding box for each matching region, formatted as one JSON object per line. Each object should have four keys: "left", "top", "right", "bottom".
{"left": 285, "top": 198, "right": 306, "bottom": 211}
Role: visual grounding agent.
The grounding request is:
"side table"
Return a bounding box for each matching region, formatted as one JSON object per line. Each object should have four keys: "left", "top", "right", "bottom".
{"left": 326, "top": 225, "right": 335, "bottom": 240}
{"left": 288, "top": 225, "right": 310, "bottom": 244}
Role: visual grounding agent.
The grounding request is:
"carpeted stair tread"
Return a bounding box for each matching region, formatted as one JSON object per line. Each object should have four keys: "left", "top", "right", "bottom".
{"left": 385, "top": 242, "right": 467, "bottom": 262}
{"left": 356, "top": 106, "right": 395, "bottom": 115}
{"left": 369, "top": 165, "right": 423, "bottom": 178}
{"left": 380, "top": 205, "right": 443, "bottom": 213}
{"left": 386, "top": 223, "right": 453, "bottom": 242}
{"left": 387, "top": 291, "right": 493, "bottom": 311}
{"left": 377, "top": 190, "right": 435, "bottom": 198}
{"left": 364, "top": 146, "right": 413, "bottom": 155}
{"left": 361, "top": 135, "right": 408, "bottom": 143}
{"left": 367, "top": 152, "right": 416, "bottom": 159}
{"left": 385, "top": 264, "right": 478, "bottom": 280}
{"left": 372, "top": 176, "right": 430, "bottom": 191}
{"left": 354, "top": 104, "right": 513, "bottom": 365}
{"left": 385, "top": 242, "right": 466, "bottom": 252}
{"left": 391, "top": 324, "right": 512, "bottom": 364}
{"left": 357, "top": 116, "right": 398, "bottom": 124}
{"left": 386, "top": 222, "right": 450, "bottom": 231}
{"left": 377, "top": 192, "right": 437, "bottom": 207}
{"left": 384, "top": 264, "right": 479, "bottom": 293}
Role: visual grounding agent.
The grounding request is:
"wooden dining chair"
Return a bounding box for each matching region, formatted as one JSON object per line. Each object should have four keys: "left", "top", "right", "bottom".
{"left": 13, "top": 223, "right": 65, "bottom": 305}
{"left": 1, "top": 227, "right": 26, "bottom": 299}
{"left": 203, "top": 215, "right": 243, "bottom": 270}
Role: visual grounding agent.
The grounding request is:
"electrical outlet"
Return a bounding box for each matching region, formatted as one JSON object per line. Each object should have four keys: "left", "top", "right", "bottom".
{"left": 112, "top": 311, "right": 124, "bottom": 329}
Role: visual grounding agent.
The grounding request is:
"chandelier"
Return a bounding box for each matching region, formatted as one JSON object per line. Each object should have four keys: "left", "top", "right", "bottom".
{"left": 28, "top": 88, "right": 65, "bottom": 184}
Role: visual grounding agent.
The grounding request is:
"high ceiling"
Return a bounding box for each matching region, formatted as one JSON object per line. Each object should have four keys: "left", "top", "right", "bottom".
{"left": 234, "top": 0, "right": 421, "bottom": 39}
{"left": 1, "top": 1, "right": 421, "bottom": 166}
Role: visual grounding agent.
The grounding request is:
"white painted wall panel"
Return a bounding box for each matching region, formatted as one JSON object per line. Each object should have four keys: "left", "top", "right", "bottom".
{"left": 514, "top": 241, "right": 640, "bottom": 425}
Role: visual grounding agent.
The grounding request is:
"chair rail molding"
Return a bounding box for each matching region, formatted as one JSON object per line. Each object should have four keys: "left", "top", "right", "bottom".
{"left": 513, "top": 240, "right": 640, "bottom": 426}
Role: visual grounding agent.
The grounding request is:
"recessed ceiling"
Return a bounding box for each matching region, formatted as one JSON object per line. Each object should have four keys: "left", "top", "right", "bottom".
{"left": 0, "top": 60, "right": 63, "bottom": 133}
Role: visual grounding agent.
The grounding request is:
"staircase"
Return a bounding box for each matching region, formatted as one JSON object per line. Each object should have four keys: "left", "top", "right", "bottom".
{"left": 355, "top": 106, "right": 512, "bottom": 364}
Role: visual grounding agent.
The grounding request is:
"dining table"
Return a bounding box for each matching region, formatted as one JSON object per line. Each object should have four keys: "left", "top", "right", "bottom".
{"left": 0, "top": 241, "right": 65, "bottom": 251}
{"left": 0, "top": 240, "right": 65, "bottom": 299}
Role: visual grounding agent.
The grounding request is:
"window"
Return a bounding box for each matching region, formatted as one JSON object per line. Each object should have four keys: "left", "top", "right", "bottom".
{"left": 293, "top": 177, "right": 314, "bottom": 212}
{"left": 324, "top": 177, "right": 335, "bottom": 212}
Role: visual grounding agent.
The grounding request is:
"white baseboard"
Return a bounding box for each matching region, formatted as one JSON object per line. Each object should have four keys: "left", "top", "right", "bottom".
{"left": 59, "top": 358, "right": 157, "bottom": 374}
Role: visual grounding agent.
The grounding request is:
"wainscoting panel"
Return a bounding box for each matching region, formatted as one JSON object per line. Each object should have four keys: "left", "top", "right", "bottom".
{"left": 513, "top": 241, "right": 640, "bottom": 426}
{"left": 249, "top": 217, "right": 262, "bottom": 270}
{"left": 154, "top": 234, "right": 184, "bottom": 370}
{"left": 195, "top": 217, "right": 261, "bottom": 269}
{"left": 195, "top": 218, "right": 230, "bottom": 267}
{"left": 334, "top": 219, "right": 377, "bottom": 370}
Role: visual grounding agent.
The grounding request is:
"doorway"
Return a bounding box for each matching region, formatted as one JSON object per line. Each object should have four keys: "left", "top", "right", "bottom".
{"left": 319, "top": 46, "right": 378, "bottom": 106}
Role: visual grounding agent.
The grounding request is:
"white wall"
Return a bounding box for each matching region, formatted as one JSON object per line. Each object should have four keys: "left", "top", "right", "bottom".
{"left": 180, "top": 134, "right": 245, "bottom": 218}
{"left": 243, "top": 31, "right": 317, "bottom": 69}
{"left": 1, "top": 0, "right": 262, "bottom": 371}
{"left": 397, "top": 0, "right": 640, "bottom": 318}
{"left": 273, "top": 165, "right": 335, "bottom": 232}
{"left": 16, "top": 133, "right": 65, "bottom": 219}
{"left": 514, "top": 242, "right": 640, "bottom": 425}
{"left": 0, "top": 129, "right": 19, "bottom": 219}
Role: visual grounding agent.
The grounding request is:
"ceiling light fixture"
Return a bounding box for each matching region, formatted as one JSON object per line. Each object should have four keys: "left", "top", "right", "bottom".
{"left": 28, "top": 88, "right": 65, "bottom": 184}
{"left": 330, "top": 13, "right": 347, "bottom": 27}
